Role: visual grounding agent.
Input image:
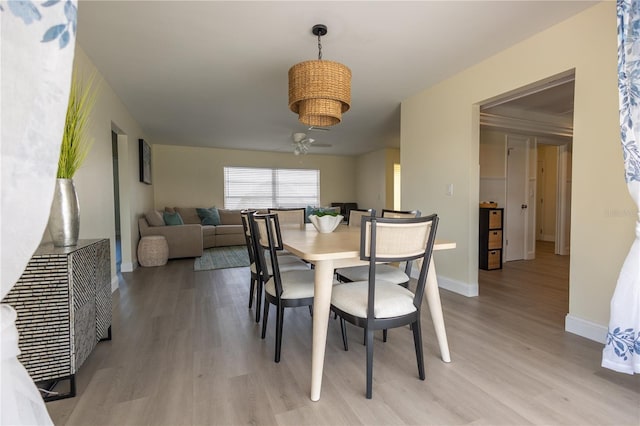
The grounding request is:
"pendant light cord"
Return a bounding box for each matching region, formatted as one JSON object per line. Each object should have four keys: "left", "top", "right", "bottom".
{"left": 317, "top": 32, "right": 322, "bottom": 60}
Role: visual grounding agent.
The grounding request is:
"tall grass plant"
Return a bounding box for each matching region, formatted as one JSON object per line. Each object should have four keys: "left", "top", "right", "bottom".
{"left": 57, "top": 72, "right": 98, "bottom": 178}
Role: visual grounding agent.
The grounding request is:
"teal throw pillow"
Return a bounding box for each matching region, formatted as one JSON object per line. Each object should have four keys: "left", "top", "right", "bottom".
{"left": 163, "top": 211, "right": 184, "bottom": 226}
{"left": 197, "top": 207, "right": 221, "bottom": 226}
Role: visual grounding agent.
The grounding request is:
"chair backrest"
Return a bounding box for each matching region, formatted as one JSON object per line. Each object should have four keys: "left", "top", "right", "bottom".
{"left": 268, "top": 208, "right": 305, "bottom": 228}
{"left": 348, "top": 208, "right": 376, "bottom": 227}
{"left": 381, "top": 209, "right": 421, "bottom": 219}
{"left": 360, "top": 214, "right": 439, "bottom": 317}
{"left": 251, "top": 213, "right": 285, "bottom": 296}
{"left": 240, "top": 209, "right": 257, "bottom": 264}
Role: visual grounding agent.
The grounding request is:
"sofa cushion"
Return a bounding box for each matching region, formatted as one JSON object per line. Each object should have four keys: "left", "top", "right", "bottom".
{"left": 174, "top": 207, "right": 201, "bottom": 224}
{"left": 218, "top": 209, "right": 243, "bottom": 225}
{"left": 215, "top": 224, "right": 243, "bottom": 235}
{"left": 197, "top": 207, "right": 221, "bottom": 226}
{"left": 145, "top": 210, "right": 165, "bottom": 227}
{"left": 202, "top": 225, "right": 217, "bottom": 249}
{"left": 163, "top": 211, "right": 184, "bottom": 226}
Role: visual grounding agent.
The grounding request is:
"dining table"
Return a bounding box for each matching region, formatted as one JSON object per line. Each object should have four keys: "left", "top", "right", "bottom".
{"left": 279, "top": 223, "right": 456, "bottom": 402}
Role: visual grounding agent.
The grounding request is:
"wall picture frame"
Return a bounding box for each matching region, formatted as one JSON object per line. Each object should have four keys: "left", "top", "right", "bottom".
{"left": 139, "top": 139, "right": 151, "bottom": 184}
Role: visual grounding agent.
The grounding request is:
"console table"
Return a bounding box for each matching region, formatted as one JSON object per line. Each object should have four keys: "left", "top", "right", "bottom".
{"left": 1, "top": 239, "right": 111, "bottom": 401}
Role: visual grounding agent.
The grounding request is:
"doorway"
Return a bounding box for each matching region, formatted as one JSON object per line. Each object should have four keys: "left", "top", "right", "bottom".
{"left": 478, "top": 71, "right": 574, "bottom": 327}
{"left": 111, "top": 131, "right": 121, "bottom": 274}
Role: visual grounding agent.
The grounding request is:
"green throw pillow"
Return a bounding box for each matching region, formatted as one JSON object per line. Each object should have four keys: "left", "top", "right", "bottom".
{"left": 196, "top": 207, "right": 221, "bottom": 226}
{"left": 163, "top": 211, "right": 184, "bottom": 226}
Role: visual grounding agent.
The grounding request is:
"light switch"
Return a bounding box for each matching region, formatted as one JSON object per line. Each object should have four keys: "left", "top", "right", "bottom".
{"left": 446, "top": 183, "right": 453, "bottom": 196}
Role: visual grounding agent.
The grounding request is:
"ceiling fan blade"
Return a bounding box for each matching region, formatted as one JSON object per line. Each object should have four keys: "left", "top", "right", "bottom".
{"left": 307, "top": 126, "right": 330, "bottom": 132}
{"left": 311, "top": 143, "right": 332, "bottom": 148}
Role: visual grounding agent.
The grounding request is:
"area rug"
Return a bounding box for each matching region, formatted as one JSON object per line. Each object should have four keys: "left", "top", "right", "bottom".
{"left": 194, "top": 245, "right": 250, "bottom": 271}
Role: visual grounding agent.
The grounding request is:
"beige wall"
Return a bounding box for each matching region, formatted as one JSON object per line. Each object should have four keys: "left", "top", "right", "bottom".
{"left": 402, "top": 2, "right": 633, "bottom": 338}
{"left": 152, "top": 145, "right": 357, "bottom": 209}
{"left": 46, "top": 47, "right": 154, "bottom": 283}
{"left": 355, "top": 149, "right": 386, "bottom": 213}
{"left": 479, "top": 128, "right": 507, "bottom": 208}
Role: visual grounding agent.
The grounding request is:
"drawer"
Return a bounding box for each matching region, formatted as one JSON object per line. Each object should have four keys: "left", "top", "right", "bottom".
{"left": 488, "top": 210, "right": 502, "bottom": 229}
{"left": 488, "top": 230, "right": 502, "bottom": 249}
{"left": 487, "top": 250, "right": 502, "bottom": 269}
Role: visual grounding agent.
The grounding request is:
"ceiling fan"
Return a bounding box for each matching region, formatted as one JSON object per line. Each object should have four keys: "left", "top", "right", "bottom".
{"left": 291, "top": 128, "right": 332, "bottom": 155}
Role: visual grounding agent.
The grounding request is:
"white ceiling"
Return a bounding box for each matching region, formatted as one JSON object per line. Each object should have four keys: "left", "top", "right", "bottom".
{"left": 77, "top": 1, "right": 595, "bottom": 156}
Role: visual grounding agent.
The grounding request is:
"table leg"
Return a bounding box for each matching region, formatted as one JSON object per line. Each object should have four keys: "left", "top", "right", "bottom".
{"left": 310, "top": 259, "right": 334, "bottom": 401}
{"left": 425, "top": 258, "right": 451, "bottom": 362}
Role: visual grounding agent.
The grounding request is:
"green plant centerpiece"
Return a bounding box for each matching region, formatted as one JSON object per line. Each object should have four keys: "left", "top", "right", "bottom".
{"left": 311, "top": 209, "right": 340, "bottom": 217}
{"left": 49, "top": 72, "right": 98, "bottom": 246}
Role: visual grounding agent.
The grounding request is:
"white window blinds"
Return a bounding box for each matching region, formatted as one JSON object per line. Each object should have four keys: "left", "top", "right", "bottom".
{"left": 224, "top": 166, "right": 320, "bottom": 209}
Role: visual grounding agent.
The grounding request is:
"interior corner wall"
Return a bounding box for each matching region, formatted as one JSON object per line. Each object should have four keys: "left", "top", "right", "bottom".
{"left": 385, "top": 149, "right": 401, "bottom": 210}
{"left": 401, "top": 2, "right": 634, "bottom": 337}
{"left": 61, "top": 46, "right": 153, "bottom": 283}
{"left": 152, "top": 145, "right": 357, "bottom": 209}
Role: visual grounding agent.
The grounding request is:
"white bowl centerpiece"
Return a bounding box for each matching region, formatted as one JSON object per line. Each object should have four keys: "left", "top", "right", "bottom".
{"left": 308, "top": 211, "right": 344, "bottom": 233}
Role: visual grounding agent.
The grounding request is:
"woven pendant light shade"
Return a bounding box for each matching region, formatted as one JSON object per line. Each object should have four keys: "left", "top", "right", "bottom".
{"left": 288, "top": 59, "right": 351, "bottom": 127}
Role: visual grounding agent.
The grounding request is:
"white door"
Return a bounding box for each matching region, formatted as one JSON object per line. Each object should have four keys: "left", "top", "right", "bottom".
{"left": 505, "top": 135, "right": 529, "bottom": 261}
{"left": 536, "top": 159, "right": 545, "bottom": 241}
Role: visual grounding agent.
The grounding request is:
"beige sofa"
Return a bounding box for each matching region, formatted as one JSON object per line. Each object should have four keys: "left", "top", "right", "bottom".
{"left": 138, "top": 207, "right": 245, "bottom": 259}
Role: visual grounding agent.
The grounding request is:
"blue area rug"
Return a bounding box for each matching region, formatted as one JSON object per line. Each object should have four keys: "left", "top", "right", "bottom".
{"left": 194, "top": 245, "right": 250, "bottom": 271}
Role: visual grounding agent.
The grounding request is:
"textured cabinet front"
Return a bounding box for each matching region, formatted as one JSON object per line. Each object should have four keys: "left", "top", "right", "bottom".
{"left": 2, "top": 239, "right": 111, "bottom": 390}
{"left": 479, "top": 208, "right": 503, "bottom": 270}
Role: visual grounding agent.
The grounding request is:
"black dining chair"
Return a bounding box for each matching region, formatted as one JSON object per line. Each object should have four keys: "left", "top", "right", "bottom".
{"left": 250, "top": 213, "right": 318, "bottom": 363}
{"left": 241, "top": 210, "right": 308, "bottom": 323}
{"left": 330, "top": 214, "right": 439, "bottom": 398}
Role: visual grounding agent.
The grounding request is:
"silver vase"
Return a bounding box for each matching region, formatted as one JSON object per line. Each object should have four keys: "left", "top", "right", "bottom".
{"left": 49, "top": 178, "right": 80, "bottom": 247}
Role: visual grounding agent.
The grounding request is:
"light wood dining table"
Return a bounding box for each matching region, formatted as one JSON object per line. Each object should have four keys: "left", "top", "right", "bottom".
{"left": 279, "top": 223, "right": 456, "bottom": 401}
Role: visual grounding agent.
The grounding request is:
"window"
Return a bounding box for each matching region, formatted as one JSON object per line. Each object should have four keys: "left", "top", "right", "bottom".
{"left": 224, "top": 166, "right": 320, "bottom": 209}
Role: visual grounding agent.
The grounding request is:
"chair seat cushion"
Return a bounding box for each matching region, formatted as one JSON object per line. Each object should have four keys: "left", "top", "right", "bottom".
{"left": 331, "top": 280, "right": 416, "bottom": 318}
{"left": 265, "top": 270, "right": 316, "bottom": 299}
{"left": 249, "top": 258, "right": 309, "bottom": 276}
{"left": 335, "top": 264, "right": 409, "bottom": 285}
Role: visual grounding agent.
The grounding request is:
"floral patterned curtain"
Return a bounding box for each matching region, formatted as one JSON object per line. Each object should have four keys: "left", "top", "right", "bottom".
{"left": 602, "top": 0, "right": 640, "bottom": 375}
{"left": 1, "top": 1, "right": 77, "bottom": 423}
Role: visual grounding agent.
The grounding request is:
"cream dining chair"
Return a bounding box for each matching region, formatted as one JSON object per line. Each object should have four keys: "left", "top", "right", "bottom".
{"left": 268, "top": 207, "right": 305, "bottom": 228}
{"left": 347, "top": 208, "right": 376, "bottom": 227}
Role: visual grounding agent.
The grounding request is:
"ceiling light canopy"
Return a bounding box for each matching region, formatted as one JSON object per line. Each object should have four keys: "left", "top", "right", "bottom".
{"left": 288, "top": 24, "right": 351, "bottom": 127}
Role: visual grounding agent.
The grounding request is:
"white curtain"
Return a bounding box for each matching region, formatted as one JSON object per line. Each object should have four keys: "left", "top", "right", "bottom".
{"left": 1, "top": 0, "right": 77, "bottom": 423}
{"left": 602, "top": 0, "right": 640, "bottom": 375}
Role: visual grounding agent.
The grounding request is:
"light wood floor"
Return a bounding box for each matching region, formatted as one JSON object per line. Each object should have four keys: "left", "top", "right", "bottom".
{"left": 48, "top": 242, "right": 639, "bottom": 425}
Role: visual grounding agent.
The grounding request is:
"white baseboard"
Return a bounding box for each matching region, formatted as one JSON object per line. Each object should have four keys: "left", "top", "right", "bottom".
{"left": 565, "top": 314, "right": 607, "bottom": 344}
{"left": 120, "top": 261, "right": 137, "bottom": 273}
{"left": 111, "top": 275, "right": 119, "bottom": 293}
{"left": 438, "top": 276, "right": 479, "bottom": 297}
{"left": 410, "top": 270, "right": 478, "bottom": 297}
